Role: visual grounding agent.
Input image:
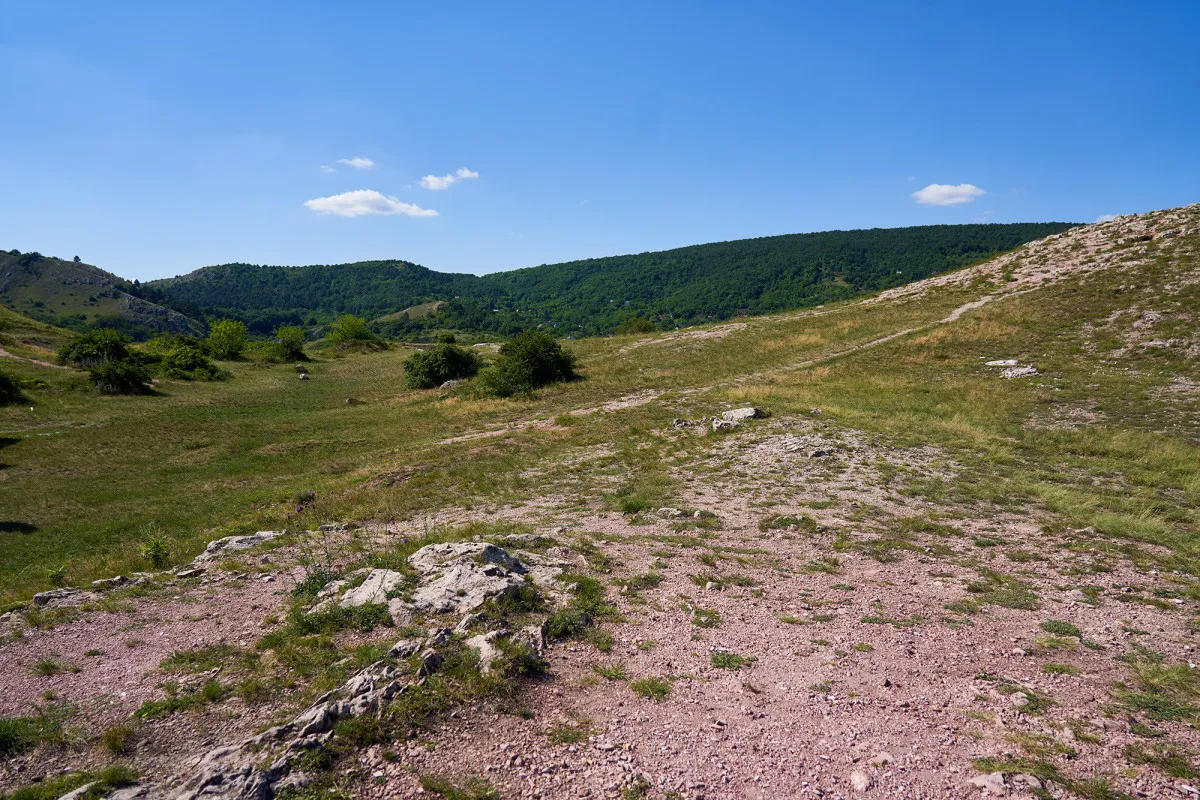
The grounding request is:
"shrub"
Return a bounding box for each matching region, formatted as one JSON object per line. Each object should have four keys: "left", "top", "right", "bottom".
{"left": 273, "top": 325, "right": 307, "bottom": 361}
{"left": 206, "top": 319, "right": 248, "bottom": 360}
{"left": 58, "top": 329, "right": 131, "bottom": 368}
{"left": 403, "top": 344, "right": 481, "bottom": 389}
{"left": 0, "top": 368, "right": 25, "bottom": 406}
{"left": 140, "top": 534, "right": 171, "bottom": 568}
{"left": 475, "top": 330, "right": 577, "bottom": 397}
{"left": 327, "top": 314, "right": 375, "bottom": 343}
{"left": 90, "top": 359, "right": 152, "bottom": 394}
{"left": 160, "top": 343, "right": 224, "bottom": 381}
{"left": 436, "top": 332, "right": 457, "bottom": 344}
{"left": 615, "top": 317, "right": 655, "bottom": 334}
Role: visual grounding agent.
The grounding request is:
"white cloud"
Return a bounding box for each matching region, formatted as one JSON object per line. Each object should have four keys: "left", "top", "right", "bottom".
{"left": 304, "top": 190, "right": 437, "bottom": 218}
{"left": 974, "top": 210, "right": 995, "bottom": 222}
{"left": 1093, "top": 213, "right": 1119, "bottom": 223}
{"left": 420, "top": 167, "right": 479, "bottom": 190}
{"left": 319, "top": 165, "right": 335, "bottom": 174}
{"left": 911, "top": 183, "right": 986, "bottom": 206}
{"left": 336, "top": 157, "right": 376, "bottom": 170}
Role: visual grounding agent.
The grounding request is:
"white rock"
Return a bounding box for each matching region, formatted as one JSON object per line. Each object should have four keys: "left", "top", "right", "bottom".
{"left": 720, "top": 407, "right": 762, "bottom": 422}
{"left": 967, "top": 772, "right": 1006, "bottom": 795}
{"left": 849, "top": 770, "right": 872, "bottom": 792}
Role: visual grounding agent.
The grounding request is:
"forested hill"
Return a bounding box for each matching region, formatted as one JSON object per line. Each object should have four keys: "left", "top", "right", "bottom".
{"left": 147, "top": 222, "right": 1077, "bottom": 336}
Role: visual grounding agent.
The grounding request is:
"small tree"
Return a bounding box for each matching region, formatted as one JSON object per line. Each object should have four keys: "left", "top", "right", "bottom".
{"left": 0, "top": 368, "right": 25, "bottom": 406}
{"left": 436, "top": 332, "right": 457, "bottom": 344}
{"left": 160, "top": 343, "right": 224, "bottom": 381}
{"left": 476, "top": 330, "right": 577, "bottom": 397}
{"left": 615, "top": 317, "right": 655, "bottom": 335}
{"left": 206, "top": 319, "right": 248, "bottom": 360}
{"left": 274, "top": 325, "right": 307, "bottom": 360}
{"left": 90, "top": 360, "right": 152, "bottom": 394}
{"left": 327, "top": 315, "right": 375, "bottom": 343}
{"left": 403, "top": 344, "right": 481, "bottom": 389}
{"left": 58, "top": 329, "right": 132, "bottom": 368}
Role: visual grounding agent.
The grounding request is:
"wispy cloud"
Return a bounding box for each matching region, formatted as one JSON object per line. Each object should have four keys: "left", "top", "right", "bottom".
{"left": 336, "top": 157, "right": 376, "bottom": 170}
{"left": 420, "top": 167, "right": 479, "bottom": 191}
{"left": 304, "top": 190, "right": 437, "bottom": 218}
{"left": 974, "top": 210, "right": 995, "bottom": 222}
{"left": 911, "top": 183, "right": 986, "bottom": 206}
{"left": 1093, "top": 213, "right": 1119, "bottom": 223}
{"left": 319, "top": 165, "right": 335, "bottom": 174}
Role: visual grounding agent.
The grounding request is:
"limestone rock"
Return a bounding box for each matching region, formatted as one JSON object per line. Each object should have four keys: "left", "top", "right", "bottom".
{"left": 967, "top": 772, "right": 1006, "bottom": 795}
{"left": 91, "top": 575, "right": 128, "bottom": 591}
{"left": 1001, "top": 365, "right": 1038, "bottom": 379}
{"left": 294, "top": 364, "right": 308, "bottom": 374}
{"left": 193, "top": 531, "right": 286, "bottom": 565}
{"left": 466, "top": 631, "right": 504, "bottom": 674}
{"left": 33, "top": 588, "right": 80, "bottom": 607}
{"left": 721, "top": 407, "right": 762, "bottom": 422}
{"left": 388, "top": 639, "right": 422, "bottom": 659}
{"left": 712, "top": 419, "right": 739, "bottom": 432}
{"left": 849, "top": 770, "right": 872, "bottom": 792}
{"left": 338, "top": 569, "right": 404, "bottom": 608}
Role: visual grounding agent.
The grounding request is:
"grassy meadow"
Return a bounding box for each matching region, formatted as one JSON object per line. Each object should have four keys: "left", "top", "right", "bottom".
{"left": 1, "top": 236, "right": 1197, "bottom": 605}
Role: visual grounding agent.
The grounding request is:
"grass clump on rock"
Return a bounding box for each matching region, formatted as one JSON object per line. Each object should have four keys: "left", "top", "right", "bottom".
{"left": 403, "top": 344, "right": 481, "bottom": 389}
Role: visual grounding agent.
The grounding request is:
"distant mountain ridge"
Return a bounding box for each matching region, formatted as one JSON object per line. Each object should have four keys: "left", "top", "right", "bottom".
{"left": 0, "top": 250, "right": 204, "bottom": 338}
{"left": 148, "top": 222, "right": 1078, "bottom": 336}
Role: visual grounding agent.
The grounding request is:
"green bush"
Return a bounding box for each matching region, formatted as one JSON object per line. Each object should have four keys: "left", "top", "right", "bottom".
{"left": 160, "top": 343, "right": 224, "bottom": 381}
{"left": 475, "top": 330, "right": 577, "bottom": 397}
{"left": 327, "top": 314, "right": 375, "bottom": 343}
{"left": 58, "top": 329, "right": 131, "bottom": 368}
{"left": 0, "top": 368, "right": 25, "bottom": 406}
{"left": 90, "top": 359, "right": 152, "bottom": 395}
{"left": 615, "top": 317, "right": 655, "bottom": 334}
{"left": 403, "top": 344, "right": 481, "bottom": 389}
{"left": 206, "top": 319, "right": 248, "bottom": 360}
{"left": 436, "top": 332, "right": 457, "bottom": 344}
{"left": 273, "top": 325, "right": 307, "bottom": 360}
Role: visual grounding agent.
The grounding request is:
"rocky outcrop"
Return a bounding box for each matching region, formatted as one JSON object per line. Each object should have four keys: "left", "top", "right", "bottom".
{"left": 190, "top": 531, "right": 287, "bottom": 566}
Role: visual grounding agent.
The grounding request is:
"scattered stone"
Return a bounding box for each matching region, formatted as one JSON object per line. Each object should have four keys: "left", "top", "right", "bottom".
{"left": 721, "top": 407, "right": 762, "bottom": 422}
{"left": 177, "top": 567, "right": 206, "bottom": 579}
{"left": 849, "top": 770, "right": 872, "bottom": 792}
{"left": 295, "top": 364, "right": 308, "bottom": 374}
{"left": 967, "top": 772, "right": 1006, "bottom": 795}
{"left": 657, "top": 508, "right": 683, "bottom": 519}
{"left": 985, "top": 359, "right": 1019, "bottom": 367}
{"left": 345, "top": 397, "right": 362, "bottom": 405}
{"left": 298, "top": 373, "right": 309, "bottom": 380}
{"left": 809, "top": 449, "right": 831, "bottom": 458}
{"left": 440, "top": 379, "right": 466, "bottom": 390}
{"left": 712, "top": 419, "right": 739, "bottom": 432}
{"left": 1010, "top": 691, "right": 1030, "bottom": 709}
{"left": 870, "top": 752, "right": 893, "bottom": 767}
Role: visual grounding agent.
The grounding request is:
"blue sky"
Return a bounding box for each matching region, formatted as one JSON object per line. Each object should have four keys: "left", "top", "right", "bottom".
{"left": 2, "top": 1, "right": 1197, "bottom": 282}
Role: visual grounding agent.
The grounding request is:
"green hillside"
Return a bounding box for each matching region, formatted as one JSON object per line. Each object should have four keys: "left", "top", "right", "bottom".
{"left": 0, "top": 250, "right": 205, "bottom": 339}
{"left": 148, "top": 222, "right": 1076, "bottom": 335}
